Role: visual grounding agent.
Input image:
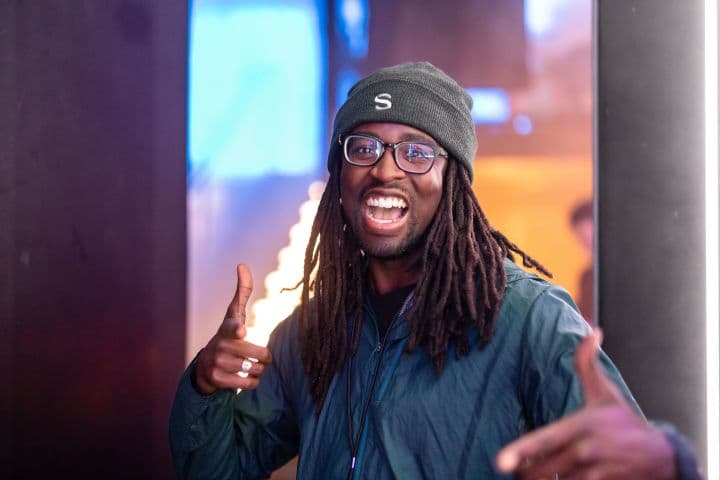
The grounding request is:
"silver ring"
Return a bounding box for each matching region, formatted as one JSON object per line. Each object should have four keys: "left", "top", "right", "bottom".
{"left": 241, "top": 359, "right": 253, "bottom": 373}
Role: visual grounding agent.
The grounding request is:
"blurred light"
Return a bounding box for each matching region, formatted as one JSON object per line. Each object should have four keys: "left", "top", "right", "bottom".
{"left": 336, "top": 68, "right": 360, "bottom": 112}
{"left": 525, "top": 0, "right": 569, "bottom": 39}
{"left": 336, "top": 0, "right": 369, "bottom": 58}
{"left": 513, "top": 114, "right": 534, "bottom": 135}
{"left": 467, "top": 88, "right": 511, "bottom": 124}
{"left": 705, "top": 0, "right": 719, "bottom": 477}
{"left": 188, "top": 3, "right": 322, "bottom": 179}
{"left": 246, "top": 181, "right": 325, "bottom": 346}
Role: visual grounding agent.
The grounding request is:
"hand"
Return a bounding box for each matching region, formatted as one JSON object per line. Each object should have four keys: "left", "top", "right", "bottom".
{"left": 193, "top": 264, "right": 272, "bottom": 396}
{"left": 495, "top": 330, "right": 677, "bottom": 480}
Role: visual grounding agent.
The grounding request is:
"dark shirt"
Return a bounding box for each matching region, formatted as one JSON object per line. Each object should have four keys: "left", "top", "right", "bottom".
{"left": 368, "top": 284, "right": 416, "bottom": 337}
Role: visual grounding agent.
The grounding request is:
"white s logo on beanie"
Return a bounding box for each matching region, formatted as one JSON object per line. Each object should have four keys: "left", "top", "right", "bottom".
{"left": 374, "top": 93, "right": 392, "bottom": 110}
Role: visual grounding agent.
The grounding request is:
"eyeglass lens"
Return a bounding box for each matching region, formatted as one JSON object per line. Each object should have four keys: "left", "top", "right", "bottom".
{"left": 344, "top": 135, "right": 437, "bottom": 173}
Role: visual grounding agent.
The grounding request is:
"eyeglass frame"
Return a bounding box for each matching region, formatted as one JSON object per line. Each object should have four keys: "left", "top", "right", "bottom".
{"left": 338, "top": 133, "right": 449, "bottom": 174}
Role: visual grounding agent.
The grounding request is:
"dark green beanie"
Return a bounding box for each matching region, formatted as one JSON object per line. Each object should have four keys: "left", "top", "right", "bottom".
{"left": 328, "top": 61, "right": 477, "bottom": 179}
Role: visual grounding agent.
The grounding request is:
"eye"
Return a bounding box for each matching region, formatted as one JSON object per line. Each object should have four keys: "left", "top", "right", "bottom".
{"left": 354, "top": 146, "right": 375, "bottom": 154}
{"left": 347, "top": 137, "right": 380, "bottom": 160}
{"left": 403, "top": 144, "right": 435, "bottom": 163}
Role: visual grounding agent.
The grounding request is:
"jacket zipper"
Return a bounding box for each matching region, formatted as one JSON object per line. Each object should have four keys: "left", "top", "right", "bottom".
{"left": 347, "top": 293, "right": 414, "bottom": 480}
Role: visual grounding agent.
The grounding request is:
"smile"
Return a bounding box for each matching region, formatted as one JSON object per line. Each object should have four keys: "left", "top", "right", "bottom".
{"left": 364, "top": 195, "right": 408, "bottom": 224}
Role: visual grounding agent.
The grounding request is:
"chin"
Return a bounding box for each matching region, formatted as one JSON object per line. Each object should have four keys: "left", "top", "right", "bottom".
{"left": 359, "top": 237, "right": 420, "bottom": 260}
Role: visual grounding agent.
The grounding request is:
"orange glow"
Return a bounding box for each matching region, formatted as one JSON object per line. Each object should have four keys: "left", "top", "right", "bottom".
{"left": 473, "top": 155, "right": 592, "bottom": 301}
{"left": 245, "top": 180, "right": 326, "bottom": 346}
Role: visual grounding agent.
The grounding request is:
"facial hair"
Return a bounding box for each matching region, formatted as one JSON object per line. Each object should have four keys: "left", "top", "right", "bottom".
{"left": 346, "top": 188, "right": 425, "bottom": 260}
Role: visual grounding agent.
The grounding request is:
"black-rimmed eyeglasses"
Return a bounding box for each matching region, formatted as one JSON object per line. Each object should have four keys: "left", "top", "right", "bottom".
{"left": 339, "top": 134, "right": 448, "bottom": 174}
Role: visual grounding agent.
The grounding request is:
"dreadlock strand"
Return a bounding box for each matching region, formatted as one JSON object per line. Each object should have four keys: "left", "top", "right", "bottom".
{"left": 300, "top": 156, "right": 550, "bottom": 413}
{"left": 491, "top": 229, "right": 552, "bottom": 278}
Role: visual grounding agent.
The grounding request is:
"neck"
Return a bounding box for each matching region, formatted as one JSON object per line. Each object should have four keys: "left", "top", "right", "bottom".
{"left": 367, "top": 250, "right": 422, "bottom": 295}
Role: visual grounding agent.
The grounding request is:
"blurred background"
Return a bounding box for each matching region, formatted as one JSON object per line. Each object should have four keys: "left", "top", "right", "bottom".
{"left": 1, "top": 0, "right": 713, "bottom": 479}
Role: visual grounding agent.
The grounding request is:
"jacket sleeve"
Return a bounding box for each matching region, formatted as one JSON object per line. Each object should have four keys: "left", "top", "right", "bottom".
{"left": 168, "top": 325, "right": 300, "bottom": 479}
{"left": 518, "top": 284, "right": 642, "bottom": 427}
{"left": 653, "top": 422, "right": 705, "bottom": 480}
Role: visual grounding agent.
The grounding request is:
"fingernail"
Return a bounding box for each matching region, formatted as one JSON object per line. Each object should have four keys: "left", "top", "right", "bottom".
{"left": 496, "top": 451, "right": 519, "bottom": 472}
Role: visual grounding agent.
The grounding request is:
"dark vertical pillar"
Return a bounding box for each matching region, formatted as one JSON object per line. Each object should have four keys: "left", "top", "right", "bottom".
{"left": 0, "top": 4, "right": 18, "bottom": 480}
{"left": 0, "top": 1, "right": 187, "bottom": 478}
{"left": 596, "top": 0, "right": 706, "bottom": 469}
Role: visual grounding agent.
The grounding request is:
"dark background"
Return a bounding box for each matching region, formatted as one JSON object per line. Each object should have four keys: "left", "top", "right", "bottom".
{"left": 0, "top": 1, "right": 187, "bottom": 478}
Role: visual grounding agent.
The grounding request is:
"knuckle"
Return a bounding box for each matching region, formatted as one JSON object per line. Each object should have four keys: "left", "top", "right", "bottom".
{"left": 260, "top": 348, "right": 272, "bottom": 363}
{"left": 215, "top": 355, "right": 231, "bottom": 371}
{"left": 212, "top": 351, "right": 232, "bottom": 370}
{"left": 228, "top": 318, "right": 243, "bottom": 334}
{"left": 209, "top": 369, "right": 223, "bottom": 385}
{"left": 575, "top": 441, "right": 596, "bottom": 464}
{"left": 218, "top": 338, "right": 240, "bottom": 356}
{"left": 216, "top": 337, "right": 230, "bottom": 351}
{"left": 210, "top": 354, "right": 221, "bottom": 368}
{"left": 579, "top": 414, "right": 595, "bottom": 432}
{"left": 253, "top": 363, "right": 265, "bottom": 376}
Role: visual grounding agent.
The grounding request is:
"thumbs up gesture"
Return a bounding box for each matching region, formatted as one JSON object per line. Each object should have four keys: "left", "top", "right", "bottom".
{"left": 193, "top": 264, "right": 273, "bottom": 396}
{"left": 495, "top": 330, "right": 677, "bottom": 480}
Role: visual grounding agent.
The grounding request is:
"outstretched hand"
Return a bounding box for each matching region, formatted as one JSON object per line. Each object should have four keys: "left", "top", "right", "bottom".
{"left": 495, "top": 330, "right": 677, "bottom": 480}
{"left": 193, "top": 264, "right": 272, "bottom": 395}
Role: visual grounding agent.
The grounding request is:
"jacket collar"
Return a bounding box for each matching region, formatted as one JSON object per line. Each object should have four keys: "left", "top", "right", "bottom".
{"left": 361, "top": 290, "right": 414, "bottom": 342}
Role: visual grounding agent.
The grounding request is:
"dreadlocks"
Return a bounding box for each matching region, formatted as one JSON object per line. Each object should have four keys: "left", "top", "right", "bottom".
{"left": 298, "top": 159, "right": 550, "bottom": 413}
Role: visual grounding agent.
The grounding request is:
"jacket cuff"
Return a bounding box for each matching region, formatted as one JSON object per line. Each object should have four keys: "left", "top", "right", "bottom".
{"left": 169, "top": 358, "right": 234, "bottom": 453}
{"left": 653, "top": 421, "right": 705, "bottom": 480}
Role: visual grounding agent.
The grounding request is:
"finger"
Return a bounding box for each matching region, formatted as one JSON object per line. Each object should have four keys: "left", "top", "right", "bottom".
{"left": 216, "top": 355, "right": 267, "bottom": 377}
{"left": 561, "top": 464, "right": 620, "bottom": 480}
{"left": 574, "top": 329, "right": 623, "bottom": 406}
{"left": 516, "top": 437, "right": 598, "bottom": 480}
{"left": 218, "top": 316, "right": 247, "bottom": 340}
{"left": 496, "top": 411, "right": 593, "bottom": 473}
{"left": 208, "top": 368, "right": 261, "bottom": 391}
{"left": 225, "top": 263, "right": 254, "bottom": 321}
{"left": 217, "top": 338, "right": 273, "bottom": 364}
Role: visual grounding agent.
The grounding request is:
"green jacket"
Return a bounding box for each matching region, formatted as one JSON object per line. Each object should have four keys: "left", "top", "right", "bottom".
{"left": 169, "top": 262, "right": 638, "bottom": 479}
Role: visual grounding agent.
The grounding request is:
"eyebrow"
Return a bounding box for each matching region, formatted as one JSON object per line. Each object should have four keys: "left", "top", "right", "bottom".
{"left": 351, "top": 130, "right": 439, "bottom": 145}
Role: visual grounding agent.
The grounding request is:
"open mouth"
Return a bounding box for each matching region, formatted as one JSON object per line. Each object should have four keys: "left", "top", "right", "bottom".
{"left": 365, "top": 195, "right": 408, "bottom": 224}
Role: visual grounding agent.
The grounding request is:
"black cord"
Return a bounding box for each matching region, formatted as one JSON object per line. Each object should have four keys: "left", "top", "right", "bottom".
{"left": 346, "top": 310, "right": 363, "bottom": 456}
{"left": 346, "top": 331, "right": 389, "bottom": 480}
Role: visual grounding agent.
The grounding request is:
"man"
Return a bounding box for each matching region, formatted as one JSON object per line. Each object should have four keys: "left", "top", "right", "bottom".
{"left": 170, "top": 62, "right": 699, "bottom": 479}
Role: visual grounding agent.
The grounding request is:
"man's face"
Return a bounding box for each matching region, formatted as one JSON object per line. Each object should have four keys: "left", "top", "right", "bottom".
{"left": 340, "top": 122, "right": 447, "bottom": 259}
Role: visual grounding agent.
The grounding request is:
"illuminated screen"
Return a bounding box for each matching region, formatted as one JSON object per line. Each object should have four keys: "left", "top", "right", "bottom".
{"left": 188, "top": 2, "right": 322, "bottom": 179}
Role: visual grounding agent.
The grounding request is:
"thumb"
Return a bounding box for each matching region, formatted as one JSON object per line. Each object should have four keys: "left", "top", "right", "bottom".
{"left": 574, "top": 329, "right": 622, "bottom": 406}
{"left": 225, "top": 263, "right": 254, "bottom": 321}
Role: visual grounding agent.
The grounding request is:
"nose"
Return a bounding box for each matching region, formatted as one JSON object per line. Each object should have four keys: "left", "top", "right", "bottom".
{"left": 370, "top": 147, "right": 405, "bottom": 183}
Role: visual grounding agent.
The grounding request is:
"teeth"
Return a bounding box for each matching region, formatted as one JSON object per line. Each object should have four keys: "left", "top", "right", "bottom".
{"left": 366, "top": 196, "right": 407, "bottom": 209}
